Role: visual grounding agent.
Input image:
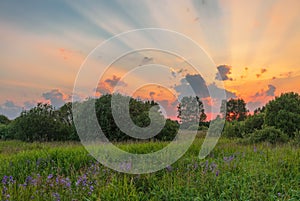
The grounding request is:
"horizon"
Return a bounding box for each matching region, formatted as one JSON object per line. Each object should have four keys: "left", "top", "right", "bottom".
{"left": 1, "top": 0, "right": 300, "bottom": 119}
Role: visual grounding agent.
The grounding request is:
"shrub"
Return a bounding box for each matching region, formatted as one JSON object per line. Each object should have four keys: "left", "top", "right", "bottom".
{"left": 264, "top": 92, "right": 300, "bottom": 137}
{"left": 243, "top": 113, "right": 264, "bottom": 136}
{"left": 222, "top": 121, "right": 244, "bottom": 138}
{"left": 249, "top": 126, "right": 288, "bottom": 144}
{"left": 156, "top": 119, "right": 179, "bottom": 141}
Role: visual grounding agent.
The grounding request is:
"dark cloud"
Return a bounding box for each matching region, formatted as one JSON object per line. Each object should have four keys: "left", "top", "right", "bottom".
{"left": 42, "top": 89, "right": 68, "bottom": 108}
{"left": 0, "top": 100, "right": 22, "bottom": 119}
{"left": 139, "top": 57, "right": 154, "bottom": 66}
{"left": 96, "top": 82, "right": 111, "bottom": 95}
{"left": 256, "top": 68, "right": 267, "bottom": 78}
{"left": 215, "top": 65, "right": 233, "bottom": 81}
{"left": 149, "top": 91, "right": 155, "bottom": 99}
{"left": 96, "top": 75, "right": 127, "bottom": 95}
{"left": 174, "top": 74, "right": 236, "bottom": 100}
{"left": 207, "top": 83, "right": 237, "bottom": 99}
{"left": 261, "top": 68, "right": 267, "bottom": 74}
{"left": 174, "top": 74, "right": 209, "bottom": 99}
{"left": 254, "top": 84, "right": 276, "bottom": 97}
{"left": 185, "top": 74, "right": 210, "bottom": 98}
{"left": 266, "top": 84, "right": 276, "bottom": 96}
{"left": 105, "top": 75, "right": 127, "bottom": 88}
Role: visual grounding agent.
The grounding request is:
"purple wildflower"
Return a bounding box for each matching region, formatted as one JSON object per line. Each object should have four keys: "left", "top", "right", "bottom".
{"left": 215, "top": 170, "right": 219, "bottom": 177}
{"left": 47, "top": 174, "right": 53, "bottom": 180}
{"left": 166, "top": 165, "right": 173, "bottom": 172}
{"left": 53, "top": 192, "right": 60, "bottom": 201}
{"left": 254, "top": 146, "right": 257, "bottom": 152}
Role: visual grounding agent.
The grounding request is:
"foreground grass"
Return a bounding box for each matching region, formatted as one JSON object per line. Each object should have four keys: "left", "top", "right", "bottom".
{"left": 0, "top": 139, "right": 299, "bottom": 200}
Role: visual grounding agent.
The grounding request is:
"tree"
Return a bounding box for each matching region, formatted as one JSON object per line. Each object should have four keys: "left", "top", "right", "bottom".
{"left": 254, "top": 106, "right": 265, "bottom": 114}
{"left": 177, "top": 96, "right": 207, "bottom": 129}
{"left": 13, "top": 103, "right": 70, "bottom": 142}
{"left": 243, "top": 113, "right": 264, "bottom": 135}
{"left": 221, "top": 98, "right": 248, "bottom": 122}
{"left": 0, "top": 114, "right": 10, "bottom": 125}
{"left": 264, "top": 92, "right": 300, "bottom": 137}
{"left": 95, "top": 94, "right": 175, "bottom": 142}
{"left": 57, "top": 102, "right": 78, "bottom": 141}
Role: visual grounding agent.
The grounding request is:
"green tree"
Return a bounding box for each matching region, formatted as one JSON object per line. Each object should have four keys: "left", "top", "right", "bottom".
{"left": 0, "top": 114, "right": 10, "bottom": 125}
{"left": 94, "top": 94, "right": 175, "bottom": 142}
{"left": 221, "top": 98, "right": 248, "bottom": 122}
{"left": 243, "top": 113, "right": 264, "bottom": 136}
{"left": 57, "top": 102, "right": 78, "bottom": 140}
{"left": 264, "top": 92, "right": 300, "bottom": 137}
{"left": 177, "top": 96, "right": 207, "bottom": 129}
{"left": 13, "top": 103, "right": 70, "bottom": 142}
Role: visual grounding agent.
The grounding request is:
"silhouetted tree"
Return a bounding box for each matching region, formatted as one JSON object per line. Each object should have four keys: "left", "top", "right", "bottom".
{"left": 221, "top": 98, "right": 248, "bottom": 122}
{"left": 177, "top": 96, "right": 207, "bottom": 129}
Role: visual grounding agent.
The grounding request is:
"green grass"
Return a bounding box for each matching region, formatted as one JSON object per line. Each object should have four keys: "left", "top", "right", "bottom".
{"left": 0, "top": 138, "right": 299, "bottom": 200}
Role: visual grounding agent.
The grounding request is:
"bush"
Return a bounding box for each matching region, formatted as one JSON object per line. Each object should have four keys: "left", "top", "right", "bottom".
{"left": 0, "top": 115, "right": 10, "bottom": 125}
{"left": 0, "top": 124, "right": 7, "bottom": 139}
{"left": 156, "top": 119, "right": 179, "bottom": 141}
{"left": 249, "top": 126, "right": 288, "bottom": 144}
{"left": 12, "top": 103, "right": 72, "bottom": 142}
{"left": 243, "top": 113, "right": 264, "bottom": 136}
{"left": 222, "top": 121, "right": 244, "bottom": 138}
{"left": 264, "top": 92, "right": 300, "bottom": 137}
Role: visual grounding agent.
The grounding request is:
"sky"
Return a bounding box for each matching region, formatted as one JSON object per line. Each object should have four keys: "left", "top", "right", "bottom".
{"left": 1, "top": 0, "right": 300, "bottom": 119}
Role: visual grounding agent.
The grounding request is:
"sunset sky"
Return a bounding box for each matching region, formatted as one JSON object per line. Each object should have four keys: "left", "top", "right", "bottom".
{"left": 1, "top": 0, "right": 300, "bottom": 119}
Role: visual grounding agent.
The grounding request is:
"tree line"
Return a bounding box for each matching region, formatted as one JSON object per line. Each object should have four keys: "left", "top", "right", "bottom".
{"left": 0, "top": 92, "right": 299, "bottom": 144}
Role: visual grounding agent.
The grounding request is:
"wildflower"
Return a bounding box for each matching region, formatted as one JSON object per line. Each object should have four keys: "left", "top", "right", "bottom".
{"left": 224, "top": 155, "right": 235, "bottom": 163}
{"left": 166, "top": 165, "right": 173, "bottom": 172}
{"left": 215, "top": 170, "right": 219, "bottom": 177}
{"left": 53, "top": 192, "right": 60, "bottom": 201}
{"left": 2, "top": 176, "right": 8, "bottom": 185}
{"left": 47, "top": 174, "right": 53, "bottom": 180}
{"left": 254, "top": 146, "right": 257, "bottom": 152}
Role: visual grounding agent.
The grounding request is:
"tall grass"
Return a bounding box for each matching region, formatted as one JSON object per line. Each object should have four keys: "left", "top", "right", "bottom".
{"left": 0, "top": 139, "right": 299, "bottom": 200}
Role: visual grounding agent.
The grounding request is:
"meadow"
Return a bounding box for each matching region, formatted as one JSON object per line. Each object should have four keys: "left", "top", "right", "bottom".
{"left": 0, "top": 138, "right": 299, "bottom": 201}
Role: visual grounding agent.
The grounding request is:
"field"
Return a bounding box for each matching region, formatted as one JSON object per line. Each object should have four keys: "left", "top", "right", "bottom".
{"left": 0, "top": 139, "right": 299, "bottom": 201}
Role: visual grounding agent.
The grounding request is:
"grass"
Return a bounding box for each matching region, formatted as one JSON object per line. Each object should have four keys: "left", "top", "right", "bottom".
{"left": 0, "top": 138, "right": 299, "bottom": 200}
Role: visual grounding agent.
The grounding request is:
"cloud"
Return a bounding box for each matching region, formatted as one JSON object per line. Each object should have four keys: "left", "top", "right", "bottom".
{"left": 42, "top": 89, "right": 69, "bottom": 108}
{"left": 139, "top": 57, "right": 154, "bottom": 66}
{"left": 96, "top": 75, "right": 127, "bottom": 95}
{"left": 105, "top": 75, "right": 127, "bottom": 88}
{"left": 279, "top": 71, "right": 292, "bottom": 78}
{"left": 254, "top": 84, "right": 276, "bottom": 97}
{"left": 0, "top": 100, "right": 23, "bottom": 119}
{"left": 149, "top": 91, "right": 156, "bottom": 99}
{"left": 215, "top": 65, "right": 233, "bottom": 81}
{"left": 256, "top": 68, "right": 268, "bottom": 78}
{"left": 174, "top": 74, "right": 209, "bottom": 99}
{"left": 261, "top": 68, "right": 267, "bottom": 74}
{"left": 207, "top": 83, "right": 237, "bottom": 99}
{"left": 174, "top": 74, "right": 236, "bottom": 100}
{"left": 266, "top": 84, "right": 276, "bottom": 96}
